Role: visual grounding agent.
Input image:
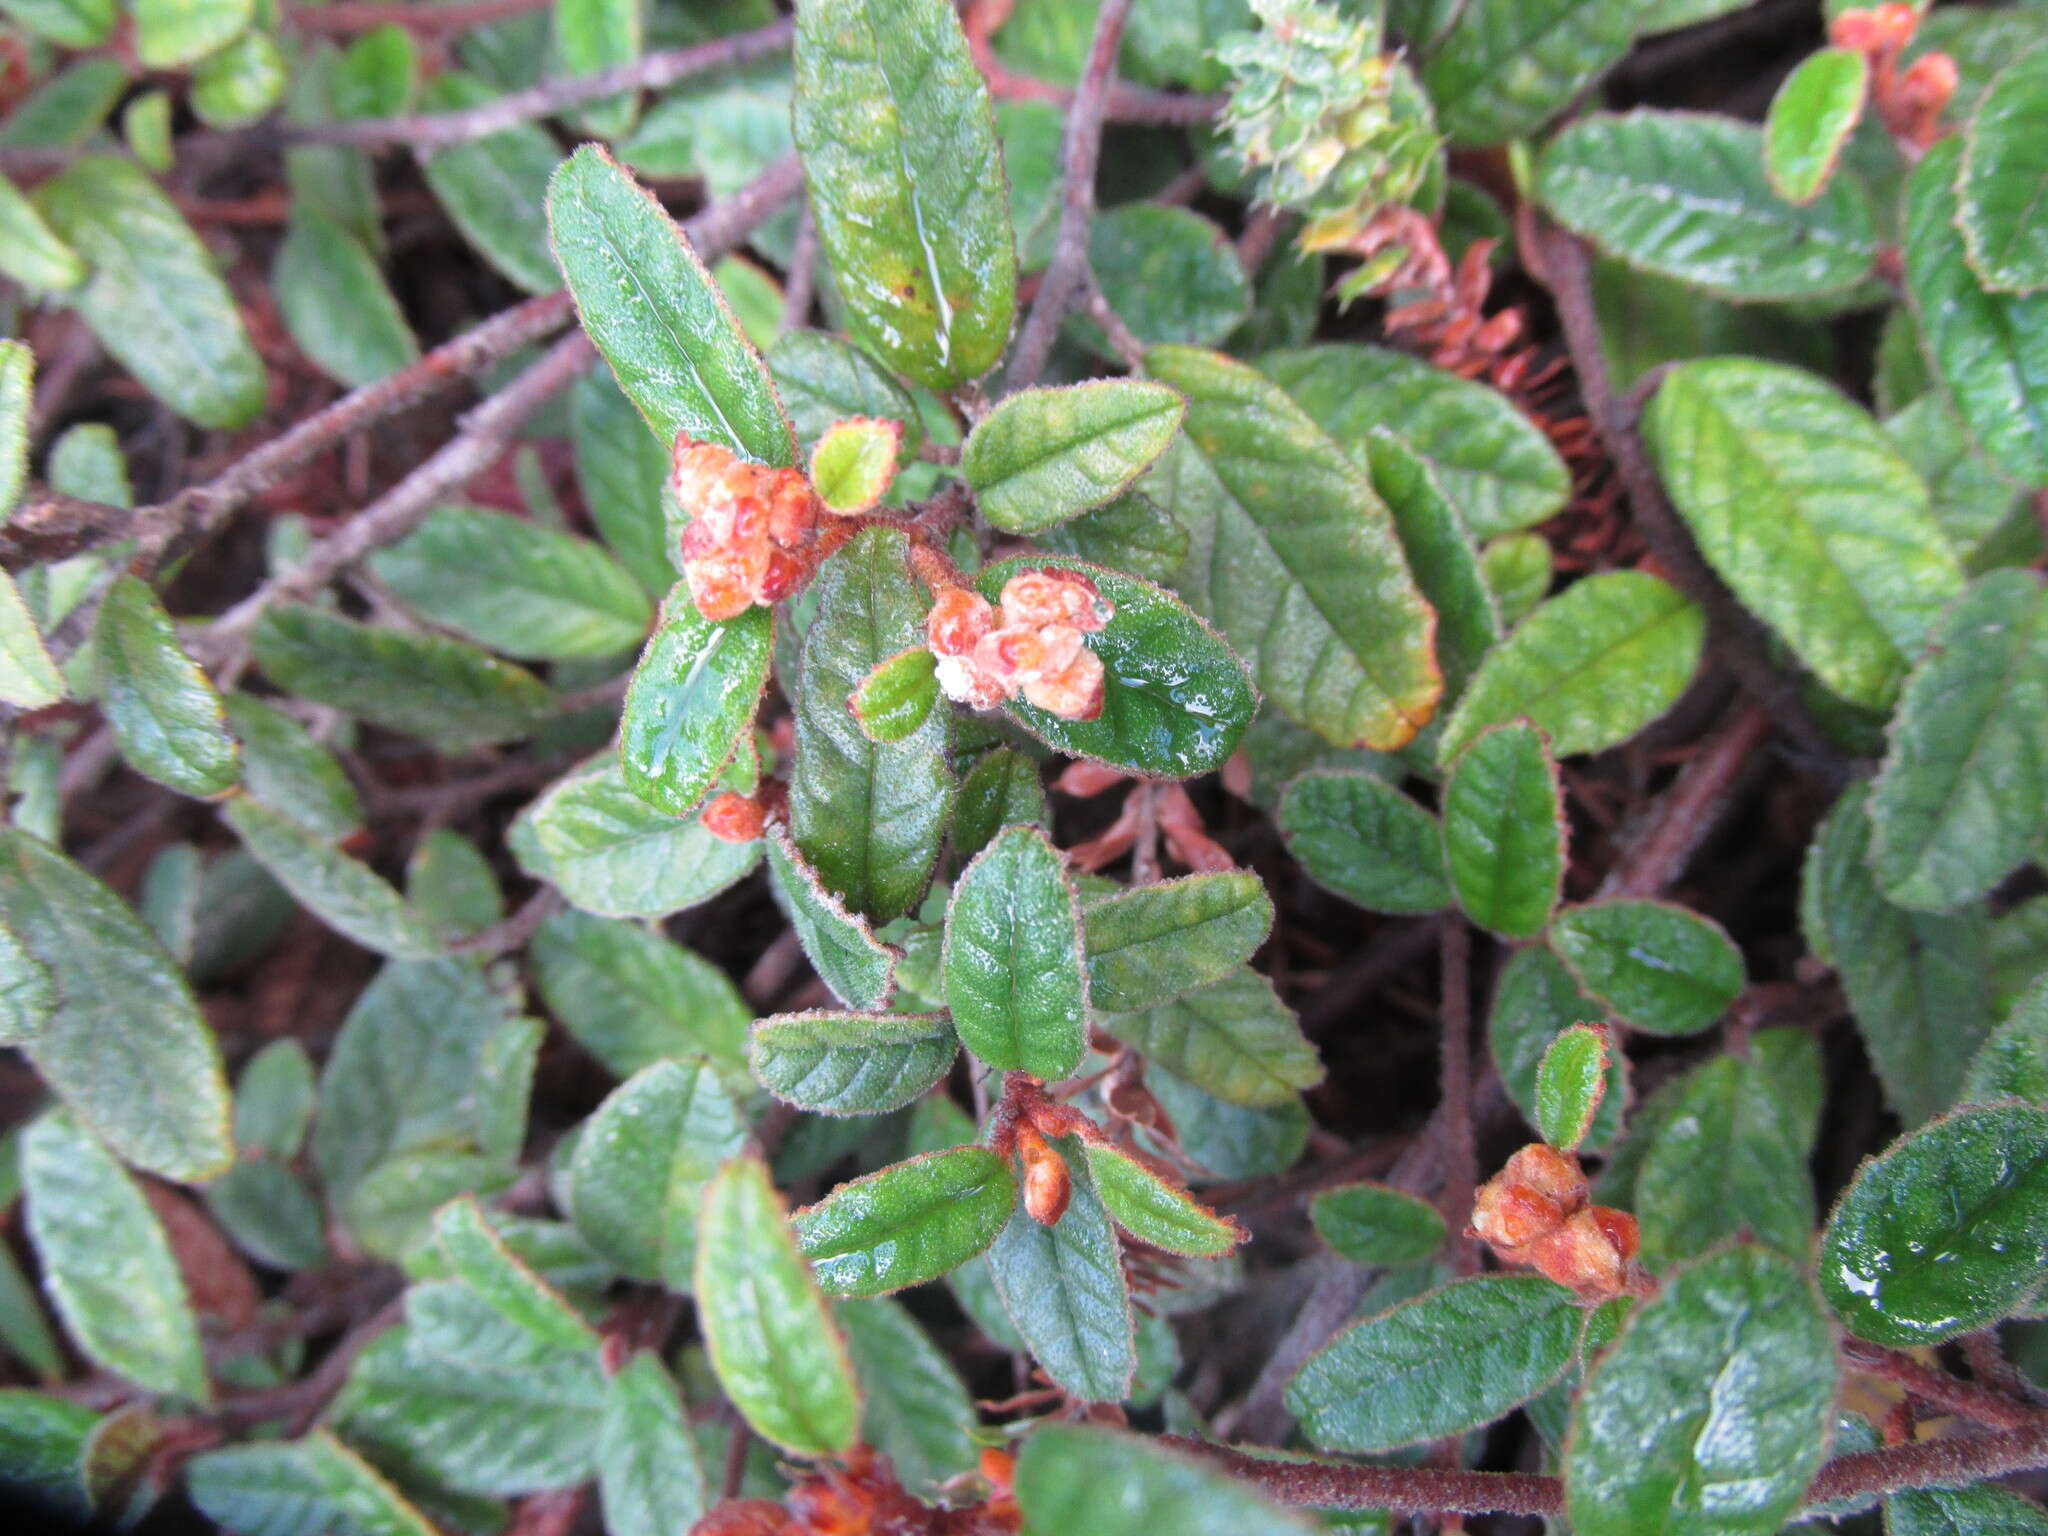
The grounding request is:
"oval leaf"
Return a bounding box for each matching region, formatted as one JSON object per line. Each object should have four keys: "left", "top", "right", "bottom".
{"left": 1083, "top": 872, "right": 1273, "bottom": 1014}
{"left": 1764, "top": 47, "right": 1867, "bottom": 205}
{"left": 1548, "top": 899, "right": 1743, "bottom": 1037}
{"left": 1959, "top": 48, "right": 2048, "bottom": 295}
{"left": 1442, "top": 722, "right": 1565, "bottom": 939}
{"left": 1081, "top": 1143, "right": 1242, "bottom": 1257}
{"left": 93, "top": 575, "right": 239, "bottom": 800}
{"left": 749, "top": 1010, "right": 959, "bottom": 1116}
{"left": 620, "top": 594, "right": 770, "bottom": 818}
{"left": 1308, "top": 1181, "right": 1446, "bottom": 1266}
{"left": 1279, "top": 770, "right": 1450, "bottom": 916}
{"left": 943, "top": 825, "right": 1088, "bottom": 1080}
{"left": 796, "top": 1147, "right": 1017, "bottom": 1296}
{"left": 1535, "top": 1022, "right": 1610, "bottom": 1154}
{"left": 964, "top": 381, "right": 1187, "bottom": 534}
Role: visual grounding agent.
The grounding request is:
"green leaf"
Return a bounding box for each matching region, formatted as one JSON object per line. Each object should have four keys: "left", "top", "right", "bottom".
{"left": 790, "top": 529, "right": 953, "bottom": 922}
{"left": 0, "top": 572, "right": 66, "bottom": 710}
{"left": 1442, "top": 722, "right": 1564, "bottom": 939}
{"left": 1279, "top": 770, "right": 1450, "bottom": 916}
{"left": 0, "top": 58, "right": 127, "bottom": 150}
{"left": 435, "top": 1197, "right": 598, "bottom": 1352}
{"left": 554, "top": 0, "right": 642, "bottom": 138}
{"left": 416, "top": 73, "right": 562, "bottom": 295}
{"left": 1084, "top": 871, "right": 1273, "bottom": 1013}
{"left": 0, "top": 342, "right": 26, "bottom": 520}
{"left": 187, "top": 1430, "right": 440, "bottom": 1536}
{"left": 1308, "top": 1182, "right": 1446, "bottom": 1266}
{"left": 1890, "top": 1484, "right": 2048, "bottom": 1536}
{"left": 1868, "top": 571, "right": 2048, "bottom": 910}
{"left": 530, "top": 909, "right": 750, "bottom": 1087}
{"left": 1549, "top": 900, "right": 1743, "bottom": 1036}
{"left": 850, "top": 646, "right": 938, "bottom": 743}
{"left": 0, "top": 1390, "right": 94, "bottom": 1518}
{"left": 1362, "top": 429, "right": 1501, "bottom": 705}
{"left": 370, "top": 505, "right": 650, "bottom": 662}
{"left": 1419, "top": 0, "right": 1637, "bottom": 146}
{"left": 1646, "top": 357, "right": 1962, "bottom": 708}
{"left": 515, "top": 757, "right": 759, "bottom": 922}
{"left": 0, "top": 0, "right": 112, "bottom": 47}
{"left": 34, "top": 156, "right": 264, "bottom": 429}
{"left": 131, "top": 0, "right": 249, "bottom": 68}
{"left": 93, "top": 575, "right": 238, "bottom": 800}
{"left": 766, "top": 826, "right": 897, "bottom": 1009}
{"left": 695, "top": 1153, "right": 860, "bottom": 1457}
{"left": 971, "top": 552, "right": 1255, "bottom": 778}
{"left": 223, "top": 797, "right": 435, "bottom": 960}
{"left": 1538, "top": 111, "right": 1882, "bottom": 302}
{"left": 190, "top": 28, "right": 285, "bottom": 128}
{"left": 618, "top": 594, "right": 768, "bottom": 817}
{"left": 1261, "top": 344, "right": 1571, "bottom": 541}
{"left": 0, "top": 924, "right": 53, "bottom": 1046}
{"left": 964, "top": 381, "right": 1187, "bottom": 534}
{"left": 767, "top": 329, "right": 924, "bottom": 455}
{"left": 1145, "top": 346, "right": 1440, "bottom": 750}
{"left": 1803, "top": 783, "right": 1997, "bottom": 1124}
{"left": 1960, "top": 49, "right": 2048, "bottom": 295}
{"left": 1964, "top": 978, "right": 2048, "bottom": 1105}
{"left": 0, "top": 177, "right": 84, "bottom": 292}
{"left": 1884, "top": 394, "right": 2026, "bottom": 563}
{"left": 570, "top": 370, "right": 676, "bottom": 596}
{"left": 793, "top": 0, "right": 1014, "bottom": 386}
{"left": 943, "top": 825, "right": 1087, "bottom": 1079}
{"left": 568, "top": 1059, "right": 746, "bottom": 1289}
{"left": 952, "top": 748, "right": 1047, "bottom": 864}
{"left": 1149, "top": 1063, "right": 1310, "bottom": 1180}
{"left": 335, "top": 23, "right": 416, "bottom": 118}
{"left": 597, "top": 1353, "right": 705, "bottom": 1536}
{"left": 1820, "top": 1101, "right": 2048, "bottom": 1346}
{"left": 251, "top": 605, "right": 552, "bottom": 754}
{"left": 1015, "top": 1423, "right": 1317, "bottom": 1536}
{"left": 0, "top": 831, "right": 230, "bottom": 1181}
{"left": 232, "top": 1037, "right": 315, "bottom": 1157}
{"left": 985, "top": 1136, "right": 1135, "bottom": 1402}
{"left": 1565, "top": 1246, "right": 1836, "bottom": 1536}
{"left": 1085, "top": 204, "right": 1250, "bottom": 354}
{"left": 796, "top": 1146, "right": 1016, "bottom": 1296}
{"left": 1902, "top": 139, "right": 2048, "bottom": 488}
{"left": 548, "top": 145, "right": 794, "bottom": 463}
{"left": 1535, "top": 1023, "right": 1609, "bottom": 1153}
{"left": 810, "top": 416, "right": 902, "bottom": 514}
{"left": 838, "top": 1297, "right": 977, "bottom": 1490}
{"left": 1100, "top": 966, "right": 1320, "bottom": 1108}
{"left": 1288, "top": 1275, "right": 1580, "bottom": 1453}
{"left": 1765, "top": 48, "right": 1868, "bottom": 205}
{"left": 1081, "top": 1142, "right": 1241, "bottom": 1257}
{"left": 21, "top": 1113, "right": 207, "bottom": 1402}
{"left": 749, "top": 1010, "right": 957, "bottom": 1116}
{"left": 223, "top": 694, "right": 361, "bottom": 840}
{"left": 1037, "top": 489, "right": 1190, "bottom": 585}
{"left": 206, "top": 1158, "right": 328, "bottom": 1272}
{"left": 1437, "top": 571, "right": 1705, "bottom": 763}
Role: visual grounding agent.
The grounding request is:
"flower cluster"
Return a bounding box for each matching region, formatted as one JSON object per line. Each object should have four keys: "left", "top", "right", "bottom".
{"left": 1469, "top": 1143, "right": 1641, "bottom": 1302}
{"left": 672, "top": 436, "right": 826, "bottom": 623}
{"left": 1832, "top": 2, "right": 1957, "bottom": 150}
{"left": 925, "top": 568, "right": 1112, "bottom": 721}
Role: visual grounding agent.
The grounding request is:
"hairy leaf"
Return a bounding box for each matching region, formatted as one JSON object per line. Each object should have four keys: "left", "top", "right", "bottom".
{"left": 1084, "top": 872, "right": 1273, "bottom": 1013}
{"left": 749, "top": 1011, "right": 958, "bottom": 1116}
{"left": 766, "top": 827, "right": 897, "bottom": 1010}
{"left": 1309, "top": 1182, "right": 1446, "bottom": 1266}
{"left": 943, "top": 825, "right": 1087, "bottom": 1079}
{"left": 1421, "top": 0, "right": 1637, "bottom": 146}
{"left": 1764, "top": 47, "right": 1867, "bottom": 205}
{"left": 620, "top": 595, "right": 769, "bottom": 818}
{"left": 1100, "top": 966, "right": 1320, "bottom": 1108}
{"left": 1960, "top": 49, "right": 2048, "bottom": 294}
{"left": 1548, "top": 899, "right": 1743, "bottom": 1036}
{"left": 93, "top": 576, "right": 239, "bottom": 800}
{"left": 1279, "top": 770, "right": 1449, "bottom": 916}
{"left": 964, "top": 381, "right": 1186, "bottom": 534}
{"left": 1442, "top": 722, "right": 1564, "bottom": 939}
{"left": 796, "top": 1147, "right": 1016, "bottom": 1295}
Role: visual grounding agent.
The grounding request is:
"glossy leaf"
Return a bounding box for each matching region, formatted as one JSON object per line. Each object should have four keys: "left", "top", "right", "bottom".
{"left": 187, "top": 1430, "right": 440, "bottom": 1536}
{"left": 22, "top": 1113, "right": 207, "bottom": 1402}
{"left": 0, "top": 831, "right": 231, "bottom": 1181}
{"left": 1535, "top": 1023, "right": 1609, "bottom": 1154}
{"left": 1146, "top": 345, "right": 1439, "bottom": 750}
{"left": 792, "top": 0, "right": 1016, "bottom": 387}
{"left": 1820, "top": 1101, "right": 2048, "bottom": 1346}
{"left": 1015, "top": 1423, "right": 1316, "bottom": 1535}
{"left": 790, "top": 529, "right": 953, "bottom": 922}
{"left": 1084, "top": 871, "right": 1273, "bottom": 1013}
{"left": 223, "top": 797, "right": 435, "bottom": 960}
{"left": 597, "top": 1352, "right": 706, "bottom": 1536}
{"left": 1279, "top": 770, "right": 1449, "bottom": 915}
{"left": 1082, "top": 1143, "right": 1242, "bottom": 1257}
{"left": 223, "top": 694, "right": 361, "bottom": 840}
{"left": 766, "top": 826, "right": 897, "bottom": 1010}
{"left": 620, "top": 594, "right": 769, "bottom": 817}
{"left": 972, "top": 553, "right": 1254, "bottom": 778}
{"left": 0, "top": 177, "right": 84, "bottom": 292}
{"left": 1765, "top": 47, "right": 1867, "bottom": 205}
{"left": 1442, "top": 722, "right": 1564, "bottom": 939}
{"left": 1539, "top": 111, "right": 1881, "bottom": 302}
{"left": 964, "top": 381, "right": 1187, "bottom": 534}
{"left": 1439, "top": 572, "right": 1703, "bottom": 762}
{"left": 943, "top": 825, "right": 1087, "bottom": 1079}
{"left": 1549, "top": 899, "right": 1743, "bottom": 1036}
{"left": 1960, "top": 48, "right": 2048, "bottom": 294}
{"left": 1565, "top": 1246, "right": 1835, "bottom": 1536}
{"left": 796, "top": 1147, "right": 1016, "bottom": 1296}
{"left": 1646, "top": 357, "right": 1962, "bottom": 708}
{"left": 1288, "top": 1274, "right": 1580, "bottom": 1452}
{"left": 1037, "top": 489, "right": 1190, "bottom": 585}
{"left": 548, "top": 145, "right": 794, "bottom": 463}
{"left": 749, "top": 1010, "right": 957, "bottom": 1116}
{"left": 1309, "top": 1182, "right": 1446, "bottom": 1266}
{"left": 695, "top": 1153, "right": 860, "bottom": 1457}
{"left": 1100, "top": 966, "right": 1320, "bottom": 1108}
{"left": 810, "top": 416, "right": 901, "bottom": 514}
{"left": 34, "top": 156, "right": 264, "bottom": 429}
{"left": 952, "top": 749, "right": 1047, "bottom": 862}
{"left": 93, "top": 576, "right": 238, "bottom": 800}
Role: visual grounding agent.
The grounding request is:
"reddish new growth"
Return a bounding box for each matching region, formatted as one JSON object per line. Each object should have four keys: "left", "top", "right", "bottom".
{"left": 690, "top": 1445, "right": 1021, "bottom": 1535}
{"left": 701, "top": 791, "right": 766, "bottom": 844}
{"left": 1832, "top": 4, "right": 1957, "bottom": 152}
{"left": 673, "top": 436, "right": 828, "bottom": 622}
{"left": 925, "top": 569, "right": 1112, "bottom": 721}
{"left": 1469, "top": 1143, "right": 1643, "bottom": 1302}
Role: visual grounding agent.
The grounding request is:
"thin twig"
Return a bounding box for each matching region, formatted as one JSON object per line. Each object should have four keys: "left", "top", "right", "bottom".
{"left": 1600, "top": 702, "right": 1772, "bottom": 899}
{"left": 453, "top": 887, "right": 565, "bottom": 958}
{"left": 1437, "top": 913, "right": 1478, "bottom": 1275}
{"left": 1168, "top": 1439, "right": 1563, "bottom": 1518}
{"left": 780, "top": 196, "right": 819, "bottom": 335}
{"left": 1842, "top": 1339, "right": 2037, "bottom": 1431}
{"left": 286, "top": 0, "right": 550, "bottom": 33}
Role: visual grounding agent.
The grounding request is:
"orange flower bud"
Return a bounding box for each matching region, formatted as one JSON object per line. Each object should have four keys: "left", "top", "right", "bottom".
{"left": 689, "top": 1500, "right": 800, "bottom": 1535}
{"left": 1016, "top": 1124, "right": 1072, "bottom": 1226}
{"left": 1525, "top": 1207, "right": 1633, "bottom": 1301}
{"left": 1470, "top": 1179, "right": 1564, "bottom": 1255}
{"left": 1591, "top": 1204, "right": 1640, "bottom": 1263}
{"left": 1502, "top": 1143, "right": 1589, "bottom": 1211}
{"left": 926, "top": 586, "right": 995, "bottom": 657}
{"left": 999, "top": 568, "right": 1109, "bottom": 633}
{"left": 1019, "top": 648, "right": 1105, "bottom": 721}
{"left": 701, "top": 793, "right": 765, "bottom": 843}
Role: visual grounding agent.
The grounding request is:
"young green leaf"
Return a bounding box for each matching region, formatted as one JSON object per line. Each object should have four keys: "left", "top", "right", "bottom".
{"left": 232, "top": 1037, "right": 316, "bottom": 1158}
{"left": 1534, "top": 1023, "right": 1609, "bottom": 1153}
{"left": 93, "top": 576, "right": 239, "bottom": 800}
{"left": 850, "top": 646, "right": 938, "bottom": 743}
{"left": 1442, "top": 722, "right": 1565, "bottom": 939}
{"left": 0, "top": 0, "right": 112, "bottom": 49}
{"left": 223, "top": 797, "right": 437, "bottom": 960}
{"left": 619, "top": 594, "right": 769, "bottom": 818}
{"left": 1963, "top": 978, "right": 2048, "bottom": 1105}
{"left": 963, "top": 381, "right": 1187, "bottom": 534}
{"left": 796, "top": 1147, "right": 1017, "bottom": 1296}
{"left": 792, "top": 0, "right": 1016, "bottom": 387}
{"left": 1099, "top": 966, "right": 1321, "bottom": 1108}
{"left": 694, "top": 1153, "right": 860, "bottom": 1458}
{"left": 1820, "top": 1101, "right": 2048, "bottom": 1346}
{"left": 596, "top": 1352, "right": 706, "bottom": 1536}
{"left": 548, "top": 145, "right": 795, "bottom": 463}
{"left": 554, "top": 0, "right": 642, "bottom": 138}
{"left": 0, "top": 572, "right": 66, "bottom": 711}
{"left": 22, "top": 1113, "right": 208, "bottom": 1402}
{"left": 943, "top": 825, "right": 1088, "bottom": 1080}
{"left": 765, "top": 826, "right": 898, "bottom": 1010}
{"left": 0, "top": 178, "right": 84, "bottom": 292}
{"left": 1308, "top": 1182, "right": 1447, "bottom": 1266}
{"left": 435, "top": 1197, "right": 599, "bottom": 1352}
{"left": 1764, "top": 47, "right": 1868, "bottom": 205}
{"left": 1959, "top": 48, "right": 2048, "bottom": 295}
{"left": 1015, "top": 1423, "right": 1317, "bottom": 1536}
{"left": 1420, "top": 0, "right": 1638, "bottom": 146}
{"left": 1084, "top": 871, "right": 1273, "bottom": 1013}
{"left": 190, "top": 31, "right": 286, "bottom": 128}
{"left": 188, "top": 1431, "right": 440, "bottom": 1536}
{"left": 1288, "top": 1274, "right": 1580, "bottom": 1453}
{"left": 416, "top": 73, "right": 562, "bottom": 295}
{"left": 1146, "top": 346, "right": 1440, "bottom": 751}
{"left": 1565, "top": 1246, "right": 1835, "bottom": 1536}
{"left": 567, "top": 1059, "right": 746, "bottom": 1288}
{"left": 130, "top": 0, "right": 248, "bottom": 68}
{"left": 1645, "top": 357, "right": 1962, "bottom": 708}
{"left": 1082, "top": 1143, "right": 1243, "bottom": 1257}
{"left": 971, "top": 553, "right": 1255, "bottom": 778}
{"left": 749, "top": 1010, "right": 958, "bottom": 1116}
{"left": 1278, "top": 770, "right": 1451, "bottom": 916}
{"left": 1548, "top": 899, "right": 1743, "bottom": 1036}
{"left": 1436, "top": 572, "right": 1705, "bottom": 763}
{"left": 810, "top": 416, "right": 902, "bottom": 514}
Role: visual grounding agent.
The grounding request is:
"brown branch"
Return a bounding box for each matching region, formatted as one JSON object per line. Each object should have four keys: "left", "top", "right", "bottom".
{"left": 780, "top": 197, "right": 820, "bottom": 334}
{"left": 285, "top": 0, "right": 551, "bottom": 33}
{"left": 1842, "top": 1339, "right": 2037, "bottom": 1431}
{"left": 1805, "top": 1418, "right": 2048, "bottom": 1507}
{"left": 1167, "top": 1440, "right": 1564, "bottom": 1518}
{"left": 1437, "top": 913, "right": 1478, "bottom": 1275}
{"left": 452, "top": 887, "right": 565, "bottom": 958}
{"left": 1600, "top": 702, "right": 1772, "bottom": 899}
